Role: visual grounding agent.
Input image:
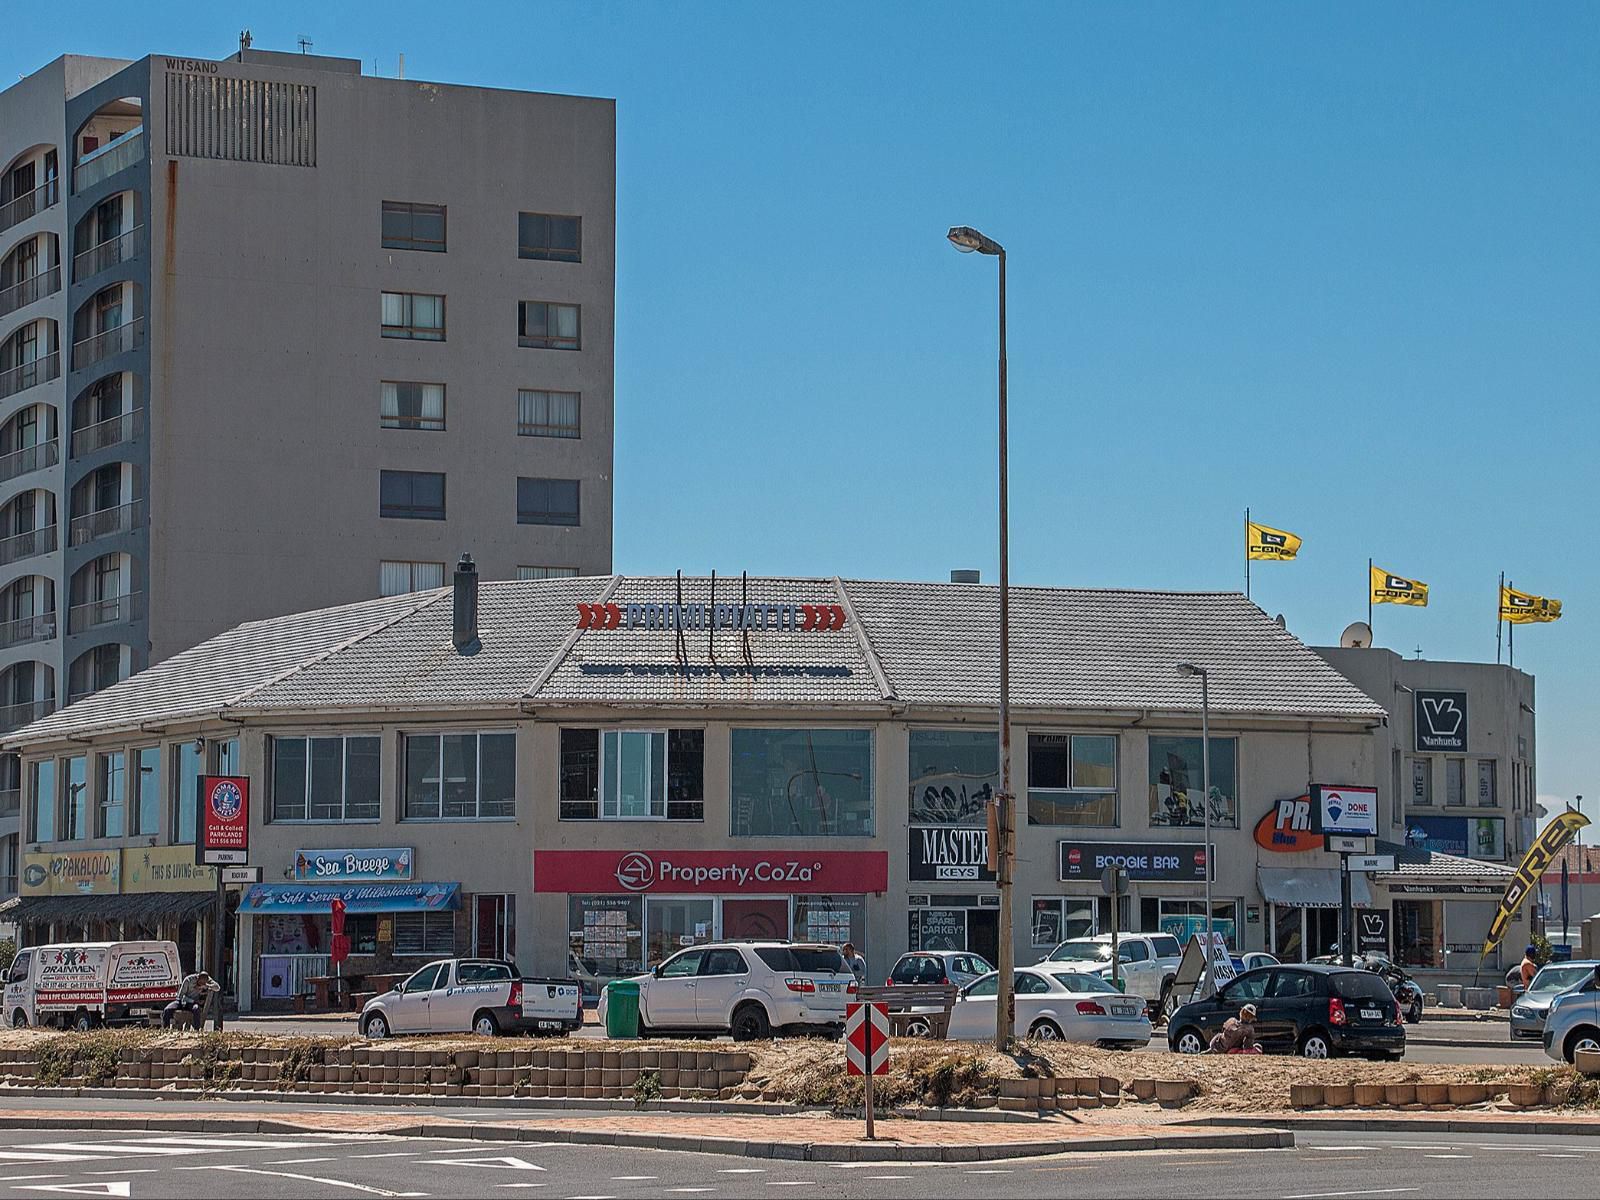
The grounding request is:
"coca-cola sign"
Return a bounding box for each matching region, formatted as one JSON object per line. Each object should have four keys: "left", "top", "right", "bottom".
{"left": 533, "top": 850, "right": 888, "bottom": 895}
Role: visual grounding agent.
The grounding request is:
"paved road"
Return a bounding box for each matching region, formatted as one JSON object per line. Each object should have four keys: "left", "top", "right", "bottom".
{"left": 0, "top": 1126, "right": 1593, "bottom": 1198}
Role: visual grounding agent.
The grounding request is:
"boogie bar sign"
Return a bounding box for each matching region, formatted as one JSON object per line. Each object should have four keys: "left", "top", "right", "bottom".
{"left": 577, "top": 601, "right": 846, "bottom": 632}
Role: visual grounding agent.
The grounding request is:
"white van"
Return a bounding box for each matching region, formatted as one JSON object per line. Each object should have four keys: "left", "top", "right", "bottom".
{"left": 5, "top": 942, "right": 183, "bottom": 1030}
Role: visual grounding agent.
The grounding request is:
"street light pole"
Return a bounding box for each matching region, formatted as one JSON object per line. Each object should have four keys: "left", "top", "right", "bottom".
{"left": 948, "top": 224, "right": 1013, "bottom": 1052}
{"left": 1178, "top": 663, "right": 1214, "bottom": 992}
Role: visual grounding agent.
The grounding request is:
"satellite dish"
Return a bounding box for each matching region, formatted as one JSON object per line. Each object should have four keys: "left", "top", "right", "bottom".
{"left": 1340, "top": 621, "right": 1373, "bottom": 649}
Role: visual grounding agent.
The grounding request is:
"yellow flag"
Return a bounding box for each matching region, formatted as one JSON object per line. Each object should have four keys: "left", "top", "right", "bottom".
{"left": 1483, "top": 810, "right": 1589, "bottom": 958}
{"left": 1500, "top": 585, "right": 1562, "bottom": 624}
{"left": 1246, "top": 521, "right": 1301, "bottom": 561}
{"left": 1371, "top": 565, "right": 1428, "bottom": 607}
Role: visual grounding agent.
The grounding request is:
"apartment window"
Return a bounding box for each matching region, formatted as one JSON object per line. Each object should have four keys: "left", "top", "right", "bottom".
{"left": 1477, "top": 760, "right": 1497, "bottom": 807}
{"left": 380, "top": 560, "right": 445, "bottom": 597}
{"left": 402, "top": 732, "right": 515, "bottom": 820}
{"left": 392, "top": 911, "right": 455, "bottom": 957}
{"left": 132, "top": 746, "right": 159, "bottom": 836}
{"left": 1445, "top": 758, "right": 1466, "bottom": 806}
{"left": 380, "top": 381, "right": 445, "bottom": 431}
{"left": 730, "top": 728, "right": 873, "bottom": 837}
{"left": 381, "top": 201, "right": 446, "bottom": 252}
{"left": 270, "top": 735, "right": 381, "bottom": 821}
{"left": 517, "top": 389, "right": 580, "bottom": 438}
{"left": 560, "top": 728, "right": 704, "bottom": 820}
{"left": 214, "top": 737, "right": 239, "bottom": 775}
{"left": 64, "top": 754, "right": 87, "bottom": 840}
{"left": 518, "top": 565, "right": 579, "bottom": 580}
{"left": 516, "top": 477, "right": 579, "bottom": 526}
{"left": 1148, "top": 735, "right": 1240, "bottom": 829}
{"left": 95, "top": 751, "right": 124, "bottom": 838}
{"left": 29, "top": 758, "right": 55, "bottom": 842}
{"left": 1410, "top": 757, "right": 1432, "bottom": 807}
{"left": 380, "top": 470, "right": 445, "bottom": 521}
{"left": 380, "top": 291, "right": 445, "bottom": 340}
{"left": 517, "top": 301, "right": 580, "bottom": 350}
{"left": 909, "top": 729, "right": 996, "bottom": 824}
{"left": 517, "top": 212, "right": 581, "bottom": 262}
{"left": 1027, "top": 733, "right": 1118, "bottom": 827}
{"left": 172, "top": 741, "right": 201, "bottom": 843}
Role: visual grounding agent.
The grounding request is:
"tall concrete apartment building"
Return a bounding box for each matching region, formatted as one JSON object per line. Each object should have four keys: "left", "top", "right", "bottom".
{"left": 0, "top": 48, "right": 617, "bottom": 901}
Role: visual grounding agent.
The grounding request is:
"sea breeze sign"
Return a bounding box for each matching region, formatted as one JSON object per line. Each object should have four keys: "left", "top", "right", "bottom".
{"left": 576, "top": 601, "right": 846, "bottom": 631}
{"left": 533, "top": 850, "right": 889, "bottom": 895}
{"left": 1313, "top": 784, "right": 1379, "bottom": 837}
{"left": 1058, "top": 840, "right": 1208, "bottom": 883}
{"left": 908, "top": 826, "right": 994, "bottom": 882}
{"left": 1253, "top": 796, "right": 1323, "bottom": 853}
{"left": 197, "top": 775, "right": 250, "bottom": 866}
{"left": 294, "top": 848, "right": 414, "bottom": 882}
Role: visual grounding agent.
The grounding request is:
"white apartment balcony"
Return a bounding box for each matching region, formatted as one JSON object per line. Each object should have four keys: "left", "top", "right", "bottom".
{"left": 71, "top": 408, "right": 143, "bottom": 457}
{"left": 72, "top": 226, "right": 144, "bottom": 284}
{"left": 0, "top": 696, "right": 53, "bottom": 733}
{"left": 69, "top": 498, "right": 142, "bottom": 546}
{"left": 0, "top": 438, "right": 59, "bottom": 485}
{"left": 0, "top": 352, "right": 60, "bottom": 402}
{"left": 0, "top": 266, "right": 62, "bottom": 318}
{"left": 0, "top": 611, "right": 56, "bottom": 649}
{"left": 71, "top": 317, "right": 143, "bottom": 372}
{"left": 66, "top": 590, "right": 141, "bottom": 635}
{"left": 72, "top": 129, "right": 143, "bottom": 194}
{"left": 0, "top": 524, "right": 57, "bottom": 566}
{"left": 0, "top": 178, "right": 59, "bottom": 236}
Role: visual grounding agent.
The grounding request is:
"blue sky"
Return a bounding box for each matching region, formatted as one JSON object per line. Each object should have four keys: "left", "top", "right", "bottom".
{"left": 11, "top": 4, "right": 1597, "bottom": 812}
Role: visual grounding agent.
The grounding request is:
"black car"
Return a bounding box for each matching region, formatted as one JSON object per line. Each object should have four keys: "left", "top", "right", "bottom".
{"left": 1167, "top": 964, "right": 1406, "bottom": 1060}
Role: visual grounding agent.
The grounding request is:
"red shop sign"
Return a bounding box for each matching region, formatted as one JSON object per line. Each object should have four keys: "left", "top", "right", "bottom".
{"left": 197, "top": 775, "right": 250, "bottom": 866}
{"left": 533, "top": 850, "right": 888, "bottom": 895}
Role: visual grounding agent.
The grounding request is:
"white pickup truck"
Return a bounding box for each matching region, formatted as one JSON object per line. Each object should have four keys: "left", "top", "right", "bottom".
{"left": 359, "top": 958, "right": 581, "bottom": 1039}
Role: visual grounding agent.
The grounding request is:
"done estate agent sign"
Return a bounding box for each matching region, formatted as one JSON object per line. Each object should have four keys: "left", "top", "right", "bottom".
{"left": 294, "top": 847, "right": 414, "bottom": 882}
{"left": 908, "top": 826, "right": 995, "bottom": 882}
{"left": 1312, "top": 784, "right": 1378, "bottom": 837}
{"left": 197, "top": 775, "right": 250, "bottom": 865}
{"left": 1058, "top": 840, "right": 1208, "bottom": 883}
{"left": 533, "top": 850, "right": 889, "bottom": 895}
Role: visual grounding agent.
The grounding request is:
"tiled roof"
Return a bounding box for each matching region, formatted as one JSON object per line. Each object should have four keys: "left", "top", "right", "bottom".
{"left": 1375, "top": 839, "right": 1516, "bottom": 881}
{"left": 5, "top": 576, "right": 1387, "bottom": 746}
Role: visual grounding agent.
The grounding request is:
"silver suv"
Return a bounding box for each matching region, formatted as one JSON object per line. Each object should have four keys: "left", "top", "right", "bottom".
{"left": 1542, "top": 963, "right": 1600, "bottom": 1063}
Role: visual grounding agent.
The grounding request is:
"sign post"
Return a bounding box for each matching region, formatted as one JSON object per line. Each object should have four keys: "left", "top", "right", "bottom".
{"left": 1313, "top": 784, "right": 1379, "bottom": 971}
{"left": 197, "top": 775, "right": 250, "bottom": 1031}
{"left": 844, "top": 1001, "right": 890, "bottom": 1140}
{"left": 1101, "top": 865, "right": 1128, "bottom": 992}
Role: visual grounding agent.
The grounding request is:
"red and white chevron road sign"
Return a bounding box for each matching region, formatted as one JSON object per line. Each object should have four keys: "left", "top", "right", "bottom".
{"left": 844, "top": 1001, "right": 890, "bottom": 1076}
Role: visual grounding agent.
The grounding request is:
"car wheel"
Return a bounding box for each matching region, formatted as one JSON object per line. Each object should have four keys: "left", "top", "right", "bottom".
{"left": 1299, "top": 1031, "right": 1332, "bottom": 1059}
{"left": 1028, "top": 1018, "right": 1064, "bottom": 1042}
{"left": 73, "top": 1010, "right": 95, "bottom": 1033}
{"left": 730, "top": 1003, "right": 771, "bottom": 1042}
{"left": 1565, "top": 1028, "right": 1600, "bottom": 1062}
{"left": 10, "top": 1010, "right": 26, "bottom": 1029}
{"left": 903, "top": 1016, "right": 934, "bottom": 1039}
{"left": 363, "top": 1012, "right": 390, "bottom": 1040}
{"left": 473, "top": 1011, "right": 501, "bottom": 1038}
{"left": 1407, "top": 1001, "right": 1422, "bottom": 1025}
{"left": 1173, "top": 1027, "right": 1206, "bottom": 1055}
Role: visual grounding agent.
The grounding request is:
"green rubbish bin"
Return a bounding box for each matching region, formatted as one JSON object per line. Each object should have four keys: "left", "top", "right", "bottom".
{"left": 605, "top": 979, "right": 640, "bottom": 1039}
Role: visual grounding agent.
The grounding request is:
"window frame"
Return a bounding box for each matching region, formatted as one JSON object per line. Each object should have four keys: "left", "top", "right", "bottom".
{"left": 94, "top": 750, "right": 124, "bottom": 839}
{"left": 559, "top": 727, "right": 705, "bottom": 822}
{"left": 380, "top": 381, "right": 446, "bottom": 432}
{"left": 517, "top": 212, "right": 581, "bottom": 262}
{"left": 517, "top": 300, "right": 581, "bottom": 350}
{"left": 728, "top": 726, "right": 876, "bottom": 838}
{"left": 379, "top": 560, "right": 445, "bottom": 597}
{"left": 380, "top": 200, "right": 447, "bottom": 253}
{"left": 28, "top": 757, "right": 56, "bottom": 843}
{"left": 1025, "top": 731, "right": 1120, "bottom": 827}
{"left": 516, "top": 476, "right": 580, "bottom": 527}
{"left": 516, "top": 388, "right": 581, "bottom": 438}
{"left": 392, "top": 914, "right": 455, "bottom": 958}
{"left": 268, "top": 734, "right": 382, "bottom": 824}
{"left": 131, "top": 744, "right": 159, "bottom": 837}
{"left": 380, "top": 469, "right": 446, "bottom": 521}
{"left": 518, "top": 565, "right": 580, "bottom": 580}
{"left": 599, "top": 729, "right": 669, "bottom": 821}
{"left": 400, "top": 730, "right": 517, "bottom": 822}
{"left": 1146, "top": 733, "right": 1241, "bottom": 829}
{"left": 380, "top": 291, "right": 446, "bottom": 341}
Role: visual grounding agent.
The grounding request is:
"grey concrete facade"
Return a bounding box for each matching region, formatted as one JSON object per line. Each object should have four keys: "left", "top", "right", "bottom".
{"left": 0, "top": 49, "right": 618, "bottom": 909}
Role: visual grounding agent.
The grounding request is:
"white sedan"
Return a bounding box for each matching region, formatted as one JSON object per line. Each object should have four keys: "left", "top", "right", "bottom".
{"left": 944, "top": 967, "right": 1152, "bottom": 1048}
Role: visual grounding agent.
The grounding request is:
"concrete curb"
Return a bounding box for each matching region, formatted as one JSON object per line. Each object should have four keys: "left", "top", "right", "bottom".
{"left": 1406, "top": 1036, "right": 1527, "bottom": 1050}
{"left": 1191, "top": 1113, "right": 1597, "bottom": 1138}
{"left": 0, "top": 1112, "right": 1293, "bottom": 1161}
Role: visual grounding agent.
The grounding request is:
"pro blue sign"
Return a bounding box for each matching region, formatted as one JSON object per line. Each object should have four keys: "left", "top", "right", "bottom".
{"left": 293, "top": 847, "right": 414, "bottom": 882}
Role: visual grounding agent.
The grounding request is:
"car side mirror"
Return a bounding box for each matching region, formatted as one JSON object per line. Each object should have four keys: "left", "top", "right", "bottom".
{"left": 653, "top": 965, "right": 664, "bottom": 978}
{"left": 394, "top": 983, "right": 406, "bottom": 995}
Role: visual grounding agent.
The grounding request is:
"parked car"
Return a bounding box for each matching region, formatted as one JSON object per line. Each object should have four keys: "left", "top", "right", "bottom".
{"left": 941, "top": 967, "right": 1151, "bottom": 1047}
{"left": 5, "top": 942, "right": 181, "bottom": 1031}
{"left": 1232, "top": 951, "right": 1280, "bottom": 974}
{"left": 1035, "top": 933, "right": 1184, "bottom": 1005}
{"left": 597, "top": 941, "right": 856, "bottom": 1041}
{"left": 1168, "top": 964, "right": 1406, "bottom": 1060}
{"left": 1512, "top": 961, "right": 1599, "bottom": 1042}
{"left": 1541, "top": 964, "right": 1600, "bottom": 1064}
{"left": 360, "top": 958, "right": 581, "bottom": 1038}
{"left": 885, "top": 951, "right": 994, "bottom": 989}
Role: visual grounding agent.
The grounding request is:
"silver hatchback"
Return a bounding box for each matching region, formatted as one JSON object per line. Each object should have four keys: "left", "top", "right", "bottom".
{"left": 1512, "top": 960, "right": 1600, "bottom": 1040}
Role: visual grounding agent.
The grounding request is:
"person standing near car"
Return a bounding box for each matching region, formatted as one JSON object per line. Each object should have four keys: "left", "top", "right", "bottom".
{"left": 841, "top": 942, "right": 867, "bottom": 982}
{"left": 1520, "top": 946, "right": 1540, "bottom": 989}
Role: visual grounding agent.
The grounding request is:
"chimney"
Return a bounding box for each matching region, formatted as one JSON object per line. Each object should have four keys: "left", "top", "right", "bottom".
{"left": 950, "top": 569, "right": 980, "bottom": 584}
{"left": 453, "top": 553, "right": 479, "bottom": 653}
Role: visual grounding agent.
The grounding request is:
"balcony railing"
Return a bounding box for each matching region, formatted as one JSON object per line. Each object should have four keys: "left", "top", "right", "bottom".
{"left": 71, "top": 408, "right": 143, "bottom": 458}
{"left": 0, "top": 438, "right": 58, "bottom": 485}
{"left": 0, "top": 788, "right": 18, "bottom": 818}
{"left": 0, "top": 697, "right": 55, "bottom": 733}
{"left": 0, "top": 266, "right": 62, "bottom": 318}
{"left": 0, "top": 524, "right": 56, "bottom": 566}
{"left": 0, "top": 177, "right": 60, "bottom": 236}
{"left": 69, "top": 498, "right": 142, "bottom": 546}
{"left": 72, "top": 129, "right": 144, "bottom": 194}
{"left": 0, "top": 352, "right": 60, "bottom": 402}
{"left": 71, "top": 317, "right": 144, "bottom": 371}
{"left": 72, "top": 226, "right": 144, "bottom": 284}
{"left": 0, "top": 611, "right": 56, "bottom": 649}
{"left": 67, "top": 591, "right": 141, "bottom": 635}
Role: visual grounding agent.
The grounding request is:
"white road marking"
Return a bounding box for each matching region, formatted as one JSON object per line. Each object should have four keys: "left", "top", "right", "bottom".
{"left": 968, "top": 1169, "right": 1014, "bottom": 1174}
{"left": 765, "top": 1185, "right": 814, "bottom": 1188}
{"left": 418, "top": 1156, "right": 545, "bottom": 1172}
{"left": 495, "top": 1187, "right": 548, "bottom": 1191}
{"left": 1539, "top": 1154, "right": 1583, "bottom": 1158}
{"left": 82, "top": 1173, "right": 157, "bottom": 1178}
{"left": 1425, "top": 1154, "right": 1472, "bottom": 1160}
{"left": 267, "top": 1158, "right": 337, "bottom": 1164}
{"left": 0, "top": 1180, "right": 64, "bottom": 1184}
{"left": 12, "top": 1186, "right": 131, "bottom": 1198}
{"left": 866, "top": 1176, "right": 912, "bottom": 1181}
{"left": 175, "top": 1164, "right": 427, "bottom": 1197}
{"left": 1307, "top": 1146, "right": 1378, "bottom": 1151}
{"left": 717, "top": 1168, "right": 767, "bottom": 1173}
{"left": 610, "top": 1179, "right": 658, "bottom": 1182}
{"left": 1283, "top": 1190, "right": 1422, "bottom": 1200}
{"left": 665, "top": 1191, "right": 716, "bottom": 1194}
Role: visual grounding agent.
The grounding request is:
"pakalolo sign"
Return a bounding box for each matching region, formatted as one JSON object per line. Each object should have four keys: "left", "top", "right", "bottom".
{"left": 533, "top": 849, "right": 889, "bottom": 895}
{"left": 197, "top": 775, "right": 250, "bottom": 865}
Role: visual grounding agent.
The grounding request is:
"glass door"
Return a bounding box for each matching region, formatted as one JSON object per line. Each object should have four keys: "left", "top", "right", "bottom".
{"left": 722, "top": 897, "right": 788, "bottom": 941}
{"left": 645, "top": 897, "right": 715, "bottom": 968}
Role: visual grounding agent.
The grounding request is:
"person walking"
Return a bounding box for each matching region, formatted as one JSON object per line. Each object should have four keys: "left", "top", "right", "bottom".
{"left": 1519, "top": 945, "right": 1540, "bottom": 989}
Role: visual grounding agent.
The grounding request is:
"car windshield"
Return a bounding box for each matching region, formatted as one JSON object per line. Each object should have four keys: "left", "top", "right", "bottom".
{"left": 1046, "top": 971, "right": 1105, "bottom": 993}
{"left": 1049, "top": 942, "right": 1112, "bottom": 963}
{"left": 1330, "top": 972, "right": 1393, "bottom": 1002}
{"left": 1529, "top": 965, "right": 1593, "bottom": 995}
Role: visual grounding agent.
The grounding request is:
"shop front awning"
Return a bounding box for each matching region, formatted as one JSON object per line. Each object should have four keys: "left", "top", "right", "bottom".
{"left": 237, "top": 882, "right": 461, "bottom": 915}
{"left": 5, "top": 891, "right": 217, "bottom": 925}
{"left": 1258, "top": 867, "right": 1373, "bottom": 909}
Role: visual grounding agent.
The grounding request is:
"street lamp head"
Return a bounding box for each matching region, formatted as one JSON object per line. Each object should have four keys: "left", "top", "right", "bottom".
{"left": 1176, "top": 662, "right": 1206, "bottom": 678}
{"left": 947, "top": 225, "right": 1003, "bottom": 256}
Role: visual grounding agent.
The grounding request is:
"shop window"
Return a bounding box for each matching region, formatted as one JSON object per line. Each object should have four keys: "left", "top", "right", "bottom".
{"left": 569, "top": 895, "right": 644, "bottom": 987}
{"left": 29, "top": 758, "right": 55, "bottom": 842}
{"left": 1031, "top": 897, "right": 1095, "bottom": 948}
{"left": 171, "top": 741, "right": 201, "bottom": 843}
{"left": 214, "top": 737, "right": 239, "bottom": 774}
{"left": 269, "top": 735, "right": 381, "bottom": 822}
{"left": 392, "top": 911, "right": 455, "bottom": 957}
{"left": 1444, "top": 758, "right": 1466, "bottom": 806}
{"left": 1148, "top": 736, "right": 1239, "bottom": 829}
{"left": 647, "top": 897, "right": 715, "bottom": 966}
{"left": 402, "top": 732, "right": 515, "bottom": 820}
{"left": 558, "top": 728, "right": 703, "bottom": 820}
{"left": 1394, "top": 899, "right": 1441, "bottom": 969}
{"left": 730, "top": 728, "right": 873, "bottom": 837}
{"left": 1026, "top": 733, "right": 1118, "bottom": 826}
{"left": 1477, "top": 760, "right": 1497, "bottom": 807}
{"left": 132, "top": 746, "right": 159, "bottom": 836}
{"left": 95, "top": 751, "right": 124, "bottom": 838}
{"left": 908, "top": 729, "right": 996, "bottom": 824}
{"left": 794, "top": 895, "right": 866, "bottom": 949}
{"left": 1410, "top": 757, "right": 1432, "bottom": 807}
{"left": 1143, "top": 897, "right": 1239, "bottom": 948}
{"left": 64, "top": 755, "right": 87, "bottom": 840}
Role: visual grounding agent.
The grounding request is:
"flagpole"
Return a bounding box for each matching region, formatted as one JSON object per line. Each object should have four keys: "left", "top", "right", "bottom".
{"left": 1245, "top": 508, "right": 1251, "bottom": 600}
{"left": 1508, "top": 579, "right": 1515, "bottom": 668}
{"left": 1367, "top": 558, "right": 1373, "bottom": 635}
{"left": 1496, "top": 572, "right": 1503, "bottom": 664}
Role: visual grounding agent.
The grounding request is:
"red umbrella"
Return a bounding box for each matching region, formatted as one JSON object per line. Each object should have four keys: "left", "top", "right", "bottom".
{"left": 330, "top": 898, "right": 350, "bottom": 966}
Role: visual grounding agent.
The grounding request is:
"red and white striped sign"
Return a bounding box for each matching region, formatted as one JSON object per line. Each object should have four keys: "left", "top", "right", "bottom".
{"left": 844, "top": 1002, "right": 890, "bottom": 1076}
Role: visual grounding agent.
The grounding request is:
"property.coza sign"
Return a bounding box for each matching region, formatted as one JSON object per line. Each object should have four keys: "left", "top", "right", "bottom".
{"left": 576, "top": 601, "right": 846, "bottom": 631}
{"left": 533, "top": 850, "right": 889, "bottom": 895}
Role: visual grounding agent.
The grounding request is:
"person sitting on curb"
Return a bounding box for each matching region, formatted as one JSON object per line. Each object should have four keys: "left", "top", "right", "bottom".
{"left": 163, "top": 971, "right": 220, "bottom": 1031}
{"left": 1209, "top": 1003, "right": 1260, "bottom": 1053}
